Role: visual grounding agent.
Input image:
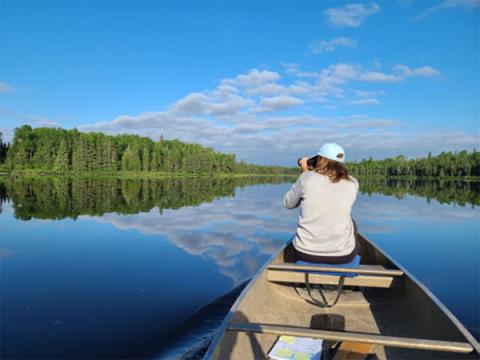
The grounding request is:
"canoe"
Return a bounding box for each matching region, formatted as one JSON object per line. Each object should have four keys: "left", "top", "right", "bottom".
{"left": 204, "top": 234, "right": 479, "bottom": 359}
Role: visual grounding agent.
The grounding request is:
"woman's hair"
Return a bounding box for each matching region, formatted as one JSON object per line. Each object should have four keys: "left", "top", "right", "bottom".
{"left": 314, "top": 155, "right": 352, "bottom": 183}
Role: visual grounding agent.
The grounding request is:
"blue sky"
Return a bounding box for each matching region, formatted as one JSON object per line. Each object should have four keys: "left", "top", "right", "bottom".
{"left": 0, "top": 0, "right": 478, "bottom": 165}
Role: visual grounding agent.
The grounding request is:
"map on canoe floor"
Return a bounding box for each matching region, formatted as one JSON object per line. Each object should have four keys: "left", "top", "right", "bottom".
{"left": 268, "top": 336, "right": 323, "bottom": 360}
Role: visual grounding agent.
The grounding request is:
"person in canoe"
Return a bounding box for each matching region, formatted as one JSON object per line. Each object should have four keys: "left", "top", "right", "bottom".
{"left": 284, "top": 143, "right": 360, "bottom": 264}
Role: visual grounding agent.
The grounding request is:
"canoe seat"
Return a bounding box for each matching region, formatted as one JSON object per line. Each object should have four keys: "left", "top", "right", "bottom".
{"left": 296, "top": 255, "right": 361, "bottom": 277}
{"left": 267, "top": 263, "right": 403, "bottom": 288}
{"left": 228, "top": 323, "right": 474, "bottom": 354}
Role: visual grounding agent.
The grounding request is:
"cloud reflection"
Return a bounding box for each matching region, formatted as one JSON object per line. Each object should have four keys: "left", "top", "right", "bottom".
{"left": 83, "top": 186, "right": 297, "bottom": 284}
{"left": 82, "top": 182, "right": 478, "bottom": 284}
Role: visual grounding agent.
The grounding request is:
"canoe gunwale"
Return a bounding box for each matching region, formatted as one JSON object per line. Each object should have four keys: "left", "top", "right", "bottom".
{"left": 359, "top": 235, "right": 480, "bottom": 354}
{"left": 202, "top": 237, "right": 291, "bottom": 359}
{"left": 203, "top": 234, "right": 480, "bottom": 358}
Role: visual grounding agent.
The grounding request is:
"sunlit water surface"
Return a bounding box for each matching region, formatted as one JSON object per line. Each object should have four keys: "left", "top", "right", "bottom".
{"left": 0, "top": 177, "right": 478, "bottom": 359}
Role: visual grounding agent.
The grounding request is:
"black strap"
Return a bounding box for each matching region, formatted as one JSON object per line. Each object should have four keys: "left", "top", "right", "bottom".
{"left": 304, "top": 272, "right": 345, "bottom": 308}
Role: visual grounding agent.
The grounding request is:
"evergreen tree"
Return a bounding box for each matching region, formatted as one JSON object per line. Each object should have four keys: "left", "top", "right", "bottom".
{"left": 54, "top": 139, "right": 70, "bottom": 171}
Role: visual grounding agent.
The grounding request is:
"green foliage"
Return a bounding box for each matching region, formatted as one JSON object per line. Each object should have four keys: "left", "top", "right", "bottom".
{"left": 54, "top": 139, "right": 70, "bottom": 171}
{"left": 5, "top": 125, "right": 296, "bottom": 175}
{"left": 347, "top": 150, "right": 480, "bottom": 178}
{"left": 6, "top": 125, "right": 35, "bottom": 168}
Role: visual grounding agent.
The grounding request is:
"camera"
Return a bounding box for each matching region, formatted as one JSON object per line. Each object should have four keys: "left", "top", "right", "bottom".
{"left": 297, "top": 155, "right": 318, "bottom": 168}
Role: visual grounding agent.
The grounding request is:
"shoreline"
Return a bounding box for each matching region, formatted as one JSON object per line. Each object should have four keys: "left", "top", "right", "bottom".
{"left": 0, "top": 170, "right": 478, "bottom": 181}
{"left": 0, "top": 170, "right": 298, "bottom": 179}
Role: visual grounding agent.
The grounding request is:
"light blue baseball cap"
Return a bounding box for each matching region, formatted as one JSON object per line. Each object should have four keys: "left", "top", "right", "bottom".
{"left": 317, "top": 143, "right": 345, "bottom": 163}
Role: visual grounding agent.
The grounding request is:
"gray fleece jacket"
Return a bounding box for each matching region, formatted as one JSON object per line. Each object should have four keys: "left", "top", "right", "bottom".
{"left": 284, "top": 171, "right": 359, "bottom": 257}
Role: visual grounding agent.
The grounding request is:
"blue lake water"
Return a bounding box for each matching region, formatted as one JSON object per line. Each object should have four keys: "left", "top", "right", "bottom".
{"left": 0, "top": 177, "right": 478, "bottom": 359}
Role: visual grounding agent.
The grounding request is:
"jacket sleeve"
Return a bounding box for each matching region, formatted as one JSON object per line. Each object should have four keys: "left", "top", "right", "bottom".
{"left": 283, "top": 174, "right": 303, "bottom": 209}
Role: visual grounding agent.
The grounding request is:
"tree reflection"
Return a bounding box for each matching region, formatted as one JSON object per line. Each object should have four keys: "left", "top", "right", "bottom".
{"left": 0, "top": 176, "right": 293, "bottom": 220}
{"left": 359, "top": 178, "right": 480, "bottom": 207}
{"left": 0, "top": 176, "right": 478, "bottom": 220}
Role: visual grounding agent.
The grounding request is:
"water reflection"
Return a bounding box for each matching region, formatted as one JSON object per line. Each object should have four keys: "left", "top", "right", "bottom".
{"left": 359, "top": 178, "right": 479, "bottom": 207}
{"left": 1, "top": 177, "right": 478, "bottom": 222}
{"left": 1, "top": 176, "right": 479, "bottom": 358}
{"left": 1, "top": 177, "right": 478, "bottom": 285}
{"left": 0, "top": 176, "right": 293, "bottom": 220}
{"left": 88, "top": 187, "right": 296, "bottom": 284}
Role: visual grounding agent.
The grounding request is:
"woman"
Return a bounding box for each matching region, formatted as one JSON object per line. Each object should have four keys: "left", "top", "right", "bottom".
{"left": 284, "top": 143, "right": 360, "bottom": 264}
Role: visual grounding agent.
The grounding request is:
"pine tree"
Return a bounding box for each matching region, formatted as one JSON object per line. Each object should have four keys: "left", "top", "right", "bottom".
{"left": 54, "top": 139, "right": 69, "bottom": 171}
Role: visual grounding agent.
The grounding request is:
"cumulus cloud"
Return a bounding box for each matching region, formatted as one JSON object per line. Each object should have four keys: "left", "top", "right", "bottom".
{"left": 252, "top": 95, "right": 304, "bottom": 112}
{"left": 359, "top": 71, "right": 403, "bottom": 82}
{"left": 344, "top": 119, "right": 397, "bottom": 128}
{"left": 349, "top": 98, "right": 380, "bottom": 106}
{"left": 76, "top": 63, "right": 462, "bottom": 165}
{"left": 354, "top": 89, "right": 387, "bottom": 97}
{"left": 412, "top": 0, "right": 479, "bottom": 21}
{"left": 310, "top": 37, "right": 357, "bottom": 54}
{"left": 222, "top": 68, "right": 281, "bottom": 87}
{"left": 296, "top": 62, "right": 436, "bottom": 102}
{"left": 393, "top": 65, "right": 440, "bottom": 78}
{"left": 245, "top": 83, "right": 287, "bottom": 96}
{"left": 324, "top": 3, "right": 380, "bottom": 27}
{"left": 79, "top": 108, "right": 478, "bottom": 167}
{"left": 171, "top": 92, "right": 254, "bottom": 115}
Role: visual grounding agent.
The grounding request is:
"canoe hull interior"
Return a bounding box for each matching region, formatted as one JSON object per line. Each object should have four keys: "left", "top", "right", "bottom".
{"left": 205, "top": 235, "right": 479, "bottom": 359}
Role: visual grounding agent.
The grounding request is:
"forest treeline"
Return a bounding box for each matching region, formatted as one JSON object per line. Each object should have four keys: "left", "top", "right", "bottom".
{"left": 0, "top": 176, "right": 292, "bottom": 220}
{"left": 0, "top": 176, "right": 477, "bottom": 220}
{"left": 347, "top": 150, "right": 480, "bottom": 178}
{"left": 1, "top": 126, "right": 479, "bottom": 178}
{"left": 0, "top": 126, "right": 296, "bottom": 175}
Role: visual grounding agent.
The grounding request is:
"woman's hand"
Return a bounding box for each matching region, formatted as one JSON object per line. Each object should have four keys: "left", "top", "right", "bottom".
{"left": 299, "top": 157, "right": 309, "bottom": 172}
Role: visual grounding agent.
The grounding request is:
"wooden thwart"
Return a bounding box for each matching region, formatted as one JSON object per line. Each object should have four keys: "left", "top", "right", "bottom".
{"left": 228, "top": 323, "right": 474, "bottom": 353}
{"left": 268, "top": 263, "right": 404, "bottom": 277}
{"left": 268, "top": 269, "right": 402, "bottom": 288}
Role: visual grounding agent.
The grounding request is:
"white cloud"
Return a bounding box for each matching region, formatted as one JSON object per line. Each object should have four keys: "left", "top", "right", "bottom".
{"left": 287, "top": 81, "right": 311, "bottom": 95}
{"left": 310, "top": 37, "right": 357, "bottom": 54}
{"left": 354, "top": 89, "right": 386, "bottom": 97}
{"left": 359, "top": 71, "right": 403, "bottom": 82}
{"left": 393, "top": 65, "right": 440, "bottom": 78}
{"left": 280, "top": 62, "right": 301, "bottom": 75}
{"left": 245, "top": 83, "right": 287, "bottom": 96}
{"left": 252, "top": 95, "right": 304, "bottom": 112}
{"left": 345, "top": 119, "right": 397, "bottom": 128}
{"left": 76, "top": 63, "right": 465, "bottom": 165}
{"left": 349, "top": 98, "right": 380, "bottom": 106}
{"left": 412, "top": 0, "right": 479, "bottom": 20}
{"left": 324, "top": 3, "right": 380, "bottom": 27}
{"left": 222, "top": 68, "right": 281, "bottom": 87}
{"left": 171, "top": 92, "right": 254, "bottom": 116}
{"left": 0, "top": 82, "right": 13, "bottom": 93}
{"left": 79, "top": 106, "right": 479, "bottom": 167}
